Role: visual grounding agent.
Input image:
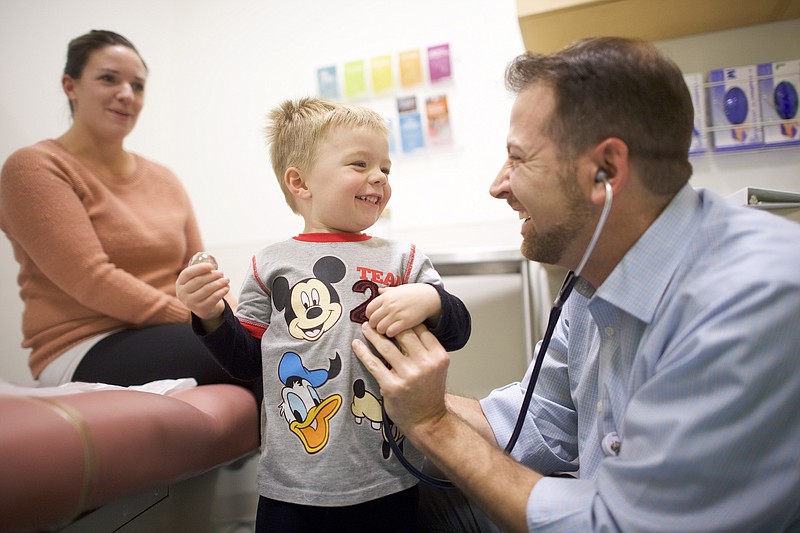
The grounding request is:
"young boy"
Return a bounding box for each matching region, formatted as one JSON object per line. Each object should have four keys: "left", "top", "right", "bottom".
{"left": 176, "top": 97, "right": 471, "bottom": 532}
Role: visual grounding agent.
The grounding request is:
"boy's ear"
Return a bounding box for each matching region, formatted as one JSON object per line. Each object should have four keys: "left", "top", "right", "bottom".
{"left": 285, "top": 167, "right": 311, "bottom": 200}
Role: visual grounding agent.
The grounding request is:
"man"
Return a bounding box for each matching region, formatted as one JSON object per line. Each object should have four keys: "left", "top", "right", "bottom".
{"left": 352, "top": 37, "right": 800, "bottom": 532}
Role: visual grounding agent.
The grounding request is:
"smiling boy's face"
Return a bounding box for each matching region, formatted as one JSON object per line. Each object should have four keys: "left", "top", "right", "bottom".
{"left": 299, "top": 125, "right": 392, "bottom": 234}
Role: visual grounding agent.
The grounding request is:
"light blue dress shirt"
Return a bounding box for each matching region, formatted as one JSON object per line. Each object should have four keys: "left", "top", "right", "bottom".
{"left": 481, "top": 185, "right": 800, "bottom": 532}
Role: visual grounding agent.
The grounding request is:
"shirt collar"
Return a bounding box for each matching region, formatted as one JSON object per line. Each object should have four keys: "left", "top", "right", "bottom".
{"left": 293, "top": 233, "right": 371, "bottom": 242}
{"left": 593, "top": 184, "right": 703, "bottom": 324}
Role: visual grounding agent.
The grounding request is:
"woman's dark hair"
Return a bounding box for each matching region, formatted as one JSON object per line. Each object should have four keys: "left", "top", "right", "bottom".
{"left": 505, "top": 37, "right": 693, "bottom": 196}
{"left": 64, "top": 30, "right": 147, "bottom": 78}
{"left": 63, "top": 30, "right": 147, "bottom": 113}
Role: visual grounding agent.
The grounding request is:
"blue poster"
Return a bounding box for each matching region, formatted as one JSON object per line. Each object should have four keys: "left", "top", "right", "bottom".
{"left": 399, "top": 112, "right": 425, "bottom": 153}
{"left": 317, "top": 65, "right": 339, "bottom": 99}
{"left": 397, "top": 95, "right": 425, "bottom": 153}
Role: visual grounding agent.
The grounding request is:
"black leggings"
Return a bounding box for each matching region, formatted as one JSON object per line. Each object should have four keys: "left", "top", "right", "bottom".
{"left": 256, "top": 485, "right": 419, "bottom": 533}
{"left": 72, "top": 323, "right": 262, "bottom": 401}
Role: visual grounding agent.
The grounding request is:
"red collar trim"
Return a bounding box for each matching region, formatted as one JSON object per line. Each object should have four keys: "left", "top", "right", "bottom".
{"left": 293, "top": 233, "right": 372, "bottom": 243}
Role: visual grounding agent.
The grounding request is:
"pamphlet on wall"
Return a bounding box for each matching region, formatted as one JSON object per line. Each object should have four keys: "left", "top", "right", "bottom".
{"left": 397, "top": 95, "right": 425, "bottom": 153}
{"left": 399, "top": 49, "right": 424, "bottom": 88}
{"left": 427, "top": 44, "right": 452, "bottom": 83}
{"left": 425, "top": 94, "right": 452, "bottom": 146}
{"left": 317, "top": 65, "right": 339, "bottom": 99}
{"left": 371, "top": 54, "right": 395, "bottom": 94}
{"left": 344, "top": 59, "right": 367, "bottom": 99}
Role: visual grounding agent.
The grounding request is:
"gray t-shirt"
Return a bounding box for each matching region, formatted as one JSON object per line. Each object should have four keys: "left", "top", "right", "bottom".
{"left": 237, "top": 233, "right": 443, "bottom": 506}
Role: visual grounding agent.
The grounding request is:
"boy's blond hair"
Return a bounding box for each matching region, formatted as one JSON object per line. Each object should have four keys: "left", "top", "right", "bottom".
{"left": 266, "top": 97, "right": 390, "bottom": 213}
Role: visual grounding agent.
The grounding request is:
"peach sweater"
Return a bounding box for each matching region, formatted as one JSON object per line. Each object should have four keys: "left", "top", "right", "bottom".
{"left": 0, "top": 140, "right": 202, "bottom": 378}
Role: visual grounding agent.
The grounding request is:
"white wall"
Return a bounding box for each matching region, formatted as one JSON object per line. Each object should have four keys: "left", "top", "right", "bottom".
{"left": 0, "top": 0, "right": 525, "bottom": 385}
{"left": 1, "top": 1, "right": 798, "bottom": 385}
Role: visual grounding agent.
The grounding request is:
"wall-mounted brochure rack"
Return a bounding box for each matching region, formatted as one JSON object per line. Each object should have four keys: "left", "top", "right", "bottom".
{"left": 684, "top": 59, "right": 800, "bottom": 156}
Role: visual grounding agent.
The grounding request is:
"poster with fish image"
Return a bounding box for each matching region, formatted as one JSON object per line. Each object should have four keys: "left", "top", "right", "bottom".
{"left": 709, "top": 65, "right": 763, "bottom": 152}
{"left": 758, "top": 59, "right": 800, "bottom": 147}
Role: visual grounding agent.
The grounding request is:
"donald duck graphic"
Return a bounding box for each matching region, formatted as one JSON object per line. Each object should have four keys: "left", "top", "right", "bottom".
{"left": 277, "top": 351, "right": 342, "bottom": 454}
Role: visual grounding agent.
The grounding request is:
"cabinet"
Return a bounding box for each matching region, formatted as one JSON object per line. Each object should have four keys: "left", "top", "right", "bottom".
{"left": 517, "top": 0, "right": 800, "bottom": 53}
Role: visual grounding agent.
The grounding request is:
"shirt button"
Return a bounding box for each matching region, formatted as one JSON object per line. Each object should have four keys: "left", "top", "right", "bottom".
{"left": 602, "top": 431, "right": 621, "bottom": 456}
{"left": 605, "top": 326, "right": 615, "bottom": 337}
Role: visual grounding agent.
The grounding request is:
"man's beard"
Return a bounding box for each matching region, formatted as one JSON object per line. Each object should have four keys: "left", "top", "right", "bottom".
{"left": 520, "top": 166, "right": 593, "bottom": 266}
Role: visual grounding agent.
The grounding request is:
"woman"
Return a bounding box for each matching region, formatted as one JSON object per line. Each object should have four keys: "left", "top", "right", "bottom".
{"left": 0, "top": 30, "right": 259, "bottom": 396}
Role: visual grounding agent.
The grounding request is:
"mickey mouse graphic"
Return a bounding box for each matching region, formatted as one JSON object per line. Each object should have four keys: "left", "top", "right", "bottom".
{"left": 272, "top": 256, "right": 345, "bottom": 342}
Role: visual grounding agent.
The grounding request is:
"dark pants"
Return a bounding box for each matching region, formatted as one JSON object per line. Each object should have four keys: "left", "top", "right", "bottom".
{"left": 73, "top": 323, "right": 262, "bottom": 402}
{"left": 255, "top": 485, "right": 420, "bottom": 533}
{"left": 416, "top": 462, "right": 503, "bottom": 533}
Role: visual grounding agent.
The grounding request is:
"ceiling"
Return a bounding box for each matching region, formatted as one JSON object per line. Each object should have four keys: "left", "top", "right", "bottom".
{"left": 517, "top": 0, "right": 800, "bottom": 53}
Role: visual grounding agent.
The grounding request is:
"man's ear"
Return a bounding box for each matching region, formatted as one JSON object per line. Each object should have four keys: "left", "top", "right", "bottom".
{"left": 590, "top": 137, "right": 629, "bottom": 206}
{"left": 285, "top": 167, "right": 311, "bottom": 200}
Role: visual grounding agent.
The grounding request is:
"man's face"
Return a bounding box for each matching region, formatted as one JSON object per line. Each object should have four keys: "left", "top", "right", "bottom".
{"left": 490, "top": 84, "right": 593, "bottom": 268}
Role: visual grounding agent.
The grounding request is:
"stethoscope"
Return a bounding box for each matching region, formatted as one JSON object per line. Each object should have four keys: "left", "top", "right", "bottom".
{"left": 382, "top": 172, "right": 614, "bottom": 488}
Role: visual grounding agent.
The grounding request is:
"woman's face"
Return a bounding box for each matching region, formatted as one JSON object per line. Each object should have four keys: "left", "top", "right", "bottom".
{"left": 63, "top": 44, "right": 147, "bottom": 143}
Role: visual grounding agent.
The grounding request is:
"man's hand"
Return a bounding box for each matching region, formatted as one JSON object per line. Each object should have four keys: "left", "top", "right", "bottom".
{"left": 352, "top": 322, "right": 449, "bottom": 438}
{"left": 354, "top": 321, "right": 537, "bottom": 533}
{"left": 365, "top": 283, "right": 441, "bottom": 338}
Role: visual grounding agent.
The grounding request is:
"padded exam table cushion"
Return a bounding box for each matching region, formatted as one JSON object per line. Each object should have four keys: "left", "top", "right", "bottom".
{"left": 0, "top": 384, "right": 259, "bottom": 531}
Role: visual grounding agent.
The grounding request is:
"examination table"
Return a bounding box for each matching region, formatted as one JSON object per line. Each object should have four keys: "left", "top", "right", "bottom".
{"left": 0, "top": 383, "right": 260, "bottom": 532}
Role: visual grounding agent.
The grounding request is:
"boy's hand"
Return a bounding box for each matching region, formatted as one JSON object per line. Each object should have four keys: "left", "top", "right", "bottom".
{"left": 176, "top": 263, "right": 230, "bottom": 327}
{"left": 365, "top": 283, "right": 441, "bottom": 338}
